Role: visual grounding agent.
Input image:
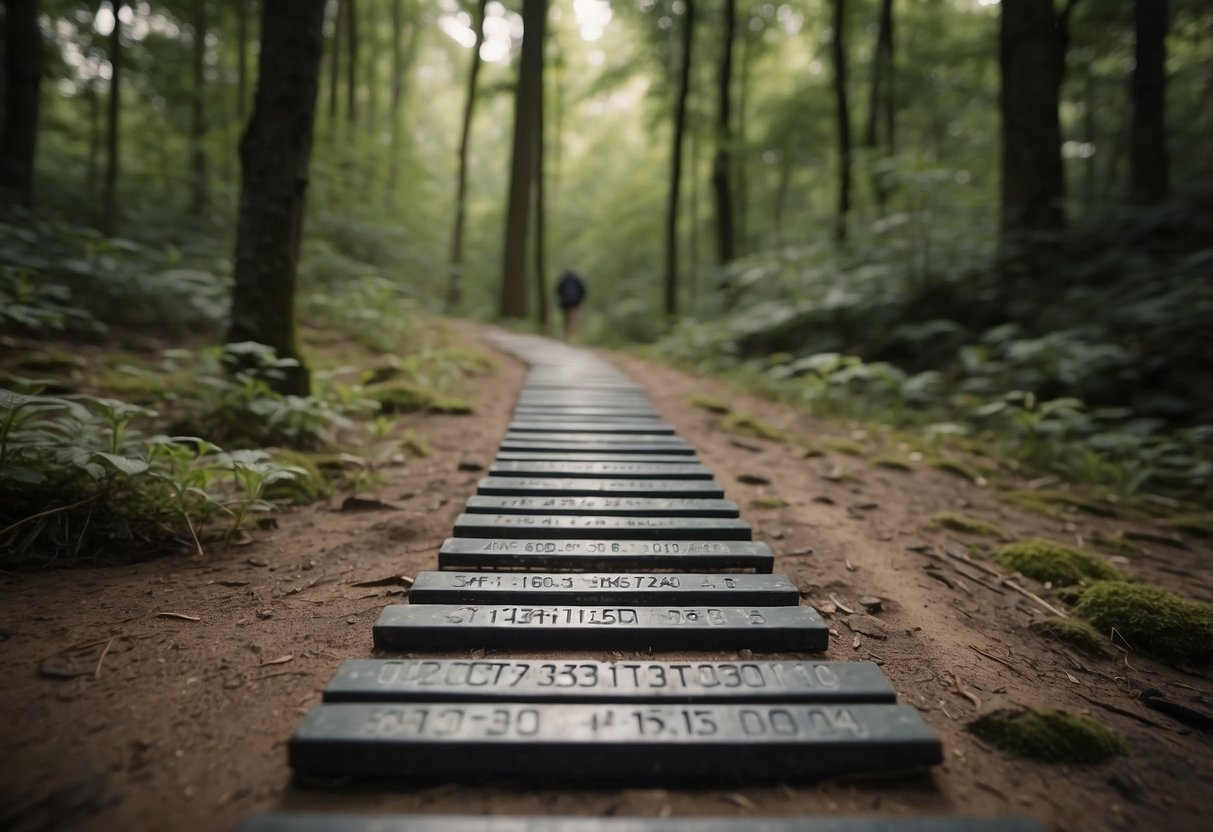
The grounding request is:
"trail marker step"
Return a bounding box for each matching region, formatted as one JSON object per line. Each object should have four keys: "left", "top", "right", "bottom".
{"left": 452, "top": 514, "right": 751, "bottom": 541}
{"left": 476, "top": 477, "right": 725, "bottom": 499}
{"left": 438, "top": 538, "right": 775, "bottom": 573}
{"left": 462, "top": 496, "right": 740, "bottom": 518}
{"left": 489, "top": 462, "right": 714, "bottom": 480}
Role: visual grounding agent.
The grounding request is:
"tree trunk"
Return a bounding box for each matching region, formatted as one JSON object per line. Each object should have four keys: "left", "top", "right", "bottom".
{"left": 345, "top": 0, "right": 358, "bottom": 125}
{"left": 735, "top": 20, "right": 750, "bottom": 253}
{"left": 101, "top": 1, "right": 123, "bottom": 235}
{"left": 533, "top": 63, "right": 548, "bottom": 333}
{"left": 448, "top": 0, "right": 487, "bottom": 311}
{"left": 863, "top": 0, "right": 894, "bottom": 214}
{"left": 830, "top": 0, "right": 851, "bottom": 243}
{"left": 711, "top": 0, "right": 736, "bottom": 270}
{"left": 664, "top": 0, "right": 693, "bottom": 319}
{"left": 86, "top": 79, "right": 100, "bottom": 199}
{"left": 228, "top": 0, "right": 328, "bottom": 396}
{"left": 998, "top": 0, "right": 1066, "bottom": 246}
{"left": 363, "top": 0, "right": 377, "bottom": 127}
{"left": 499, "top": 0, "right": 546, "bottom": 319}
{"left": 236, "top": 0, "right": 249, "bottom": 119}
{"left": 0, "top": 0, "right": 42, "bottom": 207}
{"left": 189, "top": 0, "right": 209, "bottom": 216}
{"left": 328, "top": 0, "right": 342, "bottom": 122}
{"left": 1130, "top": 0, "right": 1168, "bottom": 204}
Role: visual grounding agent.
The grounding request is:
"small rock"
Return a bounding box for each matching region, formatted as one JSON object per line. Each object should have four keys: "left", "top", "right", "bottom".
{"left": 859, "top": 596, "right": 884, "bottom": 613}
{"left": 905, "top": 541, "right": 934, "bottom": 553}
{"left": 851, "top": 501, "right": 879, "bottom": 511}
{"left": 785, "top": 546, "right": 814, "bottom": 556}
{"left": 844, "top": 614, "right": 887, "bottom": 640}
{"left": 738, "top": 649, "right": 754, "bottom": 660}
{"left": 256, "top": 609, "right": 273, "bottom": 620}
{"left": 457, "top": 458, "right": 485, "bottom": 472}
{"left": 769, "top": 529, "right": 785, "bottom": 540}
{"left": 737, "top": 473, "right": 771, "bottom": 485}
{"left": 346, "top": 616, "right": 358, "bottom": 625}
{"left": 813, "top": 496, "right": 836, "bottom": 505}
{"left": 247, "top": 557, "right": 269, "bottom": 568}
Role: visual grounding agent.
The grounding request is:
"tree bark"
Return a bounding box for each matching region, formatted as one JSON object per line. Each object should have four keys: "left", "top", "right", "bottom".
{"left": 711, "top": 0, "right": 736, "bottom": 269}
{"left": 863, "top": 0, "right": 894, "bottom": 214}
{"left": 1130, "top": 0, "right": 1168, "bottom": 203}
{"left": 448, "top": 0, "right": 487, "bottom": 311}
{"left": 101, "top": 0, "right": 123, "bottom": 235}
{"left": 831, "top": 0, "right": 851, "bottom": 243}
{"left": 345, "top": 0, "right": 358, "bottom": 125}
{"left": 328, "top": 0, "right": 343, "bottom": 122}
{"left": 499, "top": 0, "right": 546, "bottom": 319}
{"left": 189, "top": 0, "right": 209, "bottom": 216}
{"left": 533, "top": 61, "right": 548, "bottom": 333}
{"left": 228, "top": 0, "right": 328, "bottom": 396}
{"left": 664, "top": 0, "right": 693, "bottom": 319}
{"left": 0, "top": 0, "right": 42, "bottom": 207}
{"left": 998, "top": 0, "right": 1066, "bottom": 246}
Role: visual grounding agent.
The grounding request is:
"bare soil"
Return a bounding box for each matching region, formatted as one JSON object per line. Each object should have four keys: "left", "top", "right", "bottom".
{"left": 2, "top": 325, "right": 1211, "bottom": 831}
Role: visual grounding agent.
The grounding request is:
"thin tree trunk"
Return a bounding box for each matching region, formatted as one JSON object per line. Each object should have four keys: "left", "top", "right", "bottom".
{"left": 101, "top": 0, "right": 124, "bottom": 235}
{"left": 236, "top": 0, "right": 249, "bottom": 119}
{"left": 189, "top": 0, "right": 209, "bottom": 215}
{"left": 86, "top": 80, "right": 100, "bottom": 199}
{"left": 345, "top": 0, "right": 358, "bottom": 125}
{"left": 735, "top": 20, "right": 750, "bottom": 254}
{"left": 229, "top": 0, "right": 328, "bottom": 396}
{"left": 689, "top": 74, "right": 701, "bottom": 312}
{"left": 364, "top": 0, "right": 377, "bottom": 128}
{"left": 0, "top": 0, "right": 42, "bottom": 207}
{"left": 1083, "top": 64, "right": 1096, "bottom": 209}
{"left": 864, "top": 0, "right": 894, "bottom": 214}
{"left": 447, "top": 0, "right": 487, "bottom": 310}
{"left": 711, "top": 0, "right": 737, "bottom": 270}
{"left": 499, "top": 0, "right": 546, "bottom": 319}
{"left": 328, "top": 0, "right": 343, "bottom": 122}
{"left": 533, "top": 63, "right": 548, "bottom": 333}
{"left": 831, "top": 0, "right": 851, "bottom": 243}
{"left": 1130, "top": 0, "right": 1169, "bottom": 203}
{"left": 664, "top": 0, "right": 694, "bottom": 319}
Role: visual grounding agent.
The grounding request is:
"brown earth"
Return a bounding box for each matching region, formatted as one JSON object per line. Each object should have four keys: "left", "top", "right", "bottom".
{"left": 1, "top": 324, "right": 1211, "bottom": 831}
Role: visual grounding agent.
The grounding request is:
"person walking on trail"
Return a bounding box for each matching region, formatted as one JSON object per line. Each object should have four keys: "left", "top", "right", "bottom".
{"left": 556, "top": 268, "right": 587, "bottom": 338}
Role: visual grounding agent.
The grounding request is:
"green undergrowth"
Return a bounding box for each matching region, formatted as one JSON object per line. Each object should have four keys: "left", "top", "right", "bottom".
{"left": 874, "top": 455, "right": 912, "bottom": 471}
{"left": 1076, "top": 581, "right": 1213, "bottom": 667}
{"left": 1168, "top": 513, "right": 1213, "bottom": 539}
{"left": 994, "top": 538, "right": 1124, "bottom": 586}
{"left": 930, "top": 512, "right": 1006, "bottom": 539}
{"left": 1029, "top": 618, "right": 1112, "bottom": 659}
{"left": 689, "top": 393, "right": 731, "bottom": 414}
{"left": 930, "top": 457, "right": 982, "bottom": 483}
{"left": 1092, "top": 534, "right": 1144, "bottom": 558}
{"left": 724, "top": 412, "right": 790, "bottom": 443}
{"left": 363, "top": 379, "right": 472, "bottom": 415}
{"left": 823, "top": 437, "right": 866, "bottom": 456}
{"left": 970, "top": 709, "right": 1126, "bottom": 763}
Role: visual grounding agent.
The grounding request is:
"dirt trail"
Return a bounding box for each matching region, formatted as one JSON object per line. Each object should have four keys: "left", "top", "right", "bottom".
{"left": 1, "top": 325, "right": 1210, "bottom": 831}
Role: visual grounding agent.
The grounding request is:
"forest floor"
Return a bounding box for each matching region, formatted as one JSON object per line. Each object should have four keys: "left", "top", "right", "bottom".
{"left": 1, "top": 322, "right": 1211, "bottom": 832}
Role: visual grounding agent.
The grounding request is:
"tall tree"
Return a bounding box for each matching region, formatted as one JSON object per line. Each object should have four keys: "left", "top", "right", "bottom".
{"left": 533, "top": 59, "right": 548, "bottom": 333}
{"left": 0, "top": 0, "right": 43, "bottom": 207}
{"left": 711, "top": 0, "right": 737, "bottom": 268}
{"left": 664, "top": 0, "right": 694, "bottom": 319}
{"left": 345, "top": 0, "right": 358, "bottom": 124}
{"left": 998, "top": 0, "right": 1069, "bottom": 247}
{"left": 189, "top": 0, "right": 210, "bottom": 216}
{"left": 500, "top": 0, "right": 547, "bottom": 319}
{"left": 228, "top": 0, "right": 328, "bottom": 395}
{"left": 101, "top": 0, "right": 124, "bottom": 235}
{"left": 1130, "top": 0, "right": 1169, "bottom": 203}
{"left": 328, "top": 0, "right": 343, "bottom": 122}
{"left": 447, "top": 0, "right": 488, "bottom": 310}
{"left": 830, "top": 0, "right": 852, "bottom": 243}
{"left": 863, "top": 0, "right": 895, "bottom": 214}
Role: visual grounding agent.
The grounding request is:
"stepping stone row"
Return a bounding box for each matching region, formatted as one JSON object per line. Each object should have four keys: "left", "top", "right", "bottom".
{"left": 240, "top": 336, "right": 1042, "bottom": 832}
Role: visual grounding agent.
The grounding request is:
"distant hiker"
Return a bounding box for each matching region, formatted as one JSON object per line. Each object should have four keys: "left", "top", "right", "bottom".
{"left": 556, "top": 268, "right": 587, "bottom": 338}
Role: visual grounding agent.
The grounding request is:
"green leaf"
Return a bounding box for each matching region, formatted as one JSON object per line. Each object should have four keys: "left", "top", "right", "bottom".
{"left": 95, "top": 452, "right": 150, "bottom": 475}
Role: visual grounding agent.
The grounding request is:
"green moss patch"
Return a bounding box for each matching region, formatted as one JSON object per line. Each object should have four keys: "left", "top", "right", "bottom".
{"left": 1029, "top": 618, "right": 1111, "bottom": 659}
{"left": 751, "top": 496, "right": 789, "bottom": 509}
{"left": 1076, "top": 581, "right": 1213, "bottom": 667}
{"left": 970, "top": 709, "right": 1125, "bottom": 763}
{"left": 994, "top": 538, "right": 1124, "bottom": 586}
{"left": 1168, "top": 513, "right": 1213, "bottom": 539}
{"left": 823, "top": 437, "right": 865, "bottom": 456}
{"left": 930, "top": 512, "right": 1006, "bottom": 539}
{"left": 724, "top": 413, "right": 790, "bottom": 443}
{"left": 930, "top": 457, "right": 980, "bottom": 483}
{"left": 689, "top": 393, "right": 731, "bottom": 414}
{"left": 874, "top": 456, "right": 912, "bottom": 472}
{"left": 365, "top": 380, "right": 472, "bottom": 414}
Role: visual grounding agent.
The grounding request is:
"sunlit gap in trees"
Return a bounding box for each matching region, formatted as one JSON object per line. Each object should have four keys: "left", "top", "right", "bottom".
{"left": 438, "top": 0, "right": 613, "bottom": 65}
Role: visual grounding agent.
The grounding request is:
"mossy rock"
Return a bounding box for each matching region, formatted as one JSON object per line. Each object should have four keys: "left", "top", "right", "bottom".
{"left": 930, "top": 512, "right": 1007, "bottom": 539}
{"left": 1076, "top": 581, "right": 1213, "bottom": 667}
{"left": 874, "top": 456, "right": 912, "bottom": 472}
{"left": 930, "top": 457, "right": 980, "bottom": 483}
{"left": 970, "top": 709, "right": 1125, "bottom": 763}
{"left": 724, "top": 413, "right": 789, "bottom": 443}
{"left": 751, "top": 496, "right": 789, "bottom": 509}
{"left": 689, "top": 393, "right": 731, "bottom": 414}
{"left": 1029, "top": 617, "right": 1112, "bottom": 659}
{"left": 994, "top": 538, "right": 1124, "bottom": 586}
{"left": 824, "top": 438, "right": 865, "bottom": 456}
{"left": 1168, "top": 513, "right": 1213, "bottom": 539}
{"left": 265, "top": 449, "right": 333, "bottom": 504}
{"left": 365, "top": 380, "right": 472, "bottom": 415}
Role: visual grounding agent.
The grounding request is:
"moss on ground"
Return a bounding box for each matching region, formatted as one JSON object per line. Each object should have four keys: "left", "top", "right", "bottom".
{"left": 689, "top": 393, "right": 731, "bottom": 414}
{"left": 365, "top": 380, "right": 472, "bottom": 414}
{"left": 823, "top": 437, "right": 865, "bottom": 456}
{"left": 930, "top": 512, "right": 1007, "bottom": 539}
{"left": 266, "top": 449, "right": 333, "bottom": 504}
{"left": 874, "top": 456, "right": 912, "bottom": 471}
{"left": 994, "top": 538, "right": 1124, "bottom": 586}
{"left": 970, "top": 709, "right": 1125, "bottom": 763}
{"left": 1029, "top": 617, "right": 1112, "bottom": 658}
{"left": 751, "top": 496, "right": 789, "bottom": 509}
{"left": 1092, "top": 534, "right": 1144, "bottom": 558}
{"left": 1003, "top": 489, "right": 1123, "bottom": 519}
{"left": 929, "top": 457, "right": 980, "bottom": 483}
{"left": 1168, "top": 513, "right": 1213, "bottom": 539}
{"left": 1076, "top": 581, "right": 1213, "bottom": 667}
{"left": 724, "top": 413, "right": 790, "bottom": 442}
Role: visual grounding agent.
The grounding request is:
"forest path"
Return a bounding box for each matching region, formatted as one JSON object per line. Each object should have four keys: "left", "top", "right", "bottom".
{"left": 1, "top": 323, "right": 1210, "bottom": 831}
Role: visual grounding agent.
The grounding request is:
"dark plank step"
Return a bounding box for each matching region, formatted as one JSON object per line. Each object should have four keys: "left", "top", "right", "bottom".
{"left": 504, "top": 432, "right": 687, "bottom": 444}
{"left": 477, "top": 477, "right": 725, "bottom": 498}
{"left": 463, "top": 496, "right": 740, "bottom": 518}
{"left": 322, "top": 659, "right": 894, "bottom": 704}
{"left": 240, "top": 815, "right": 1045, "bottom": 832}
{"left": 501, "top": 441, "right": 694, "bottom": 456}
{"left": 372, "top": 604, "right": 824, "bottom": 651}
{"left": 439, "top": 538, "right": 775, "bottom": 573}
{"left": 513, "top": 409, "right": 661, "bottom": 420}
{"left": 288, "top": 702, "right": 939, "bottom": 782}
{"left": 495, "top": 453, "right": 701, "bottom": 464}
{"left": 452, "top": 514, "right": 751, "bottom": 540}
{"left": 408, "top": 571, "right": 797, "bottom": 606}
{"left": 490, "top": 461, "right": 713, "bottom": 479}
{"left": 509, "top": 422, "right": 675, "bottom": 434}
